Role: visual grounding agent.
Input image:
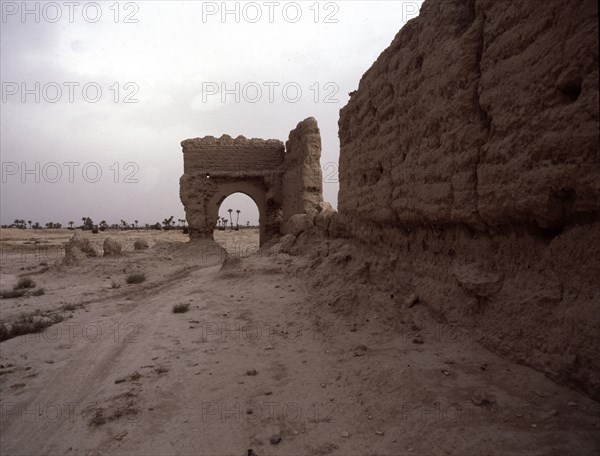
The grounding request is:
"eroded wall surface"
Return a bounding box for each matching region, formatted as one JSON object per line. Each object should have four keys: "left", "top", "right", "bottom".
{"left": 283, "top": 117, "right": 324, "bottom": 232}
{"left": 336, "top": 0, "right": 600, "bottom": 397}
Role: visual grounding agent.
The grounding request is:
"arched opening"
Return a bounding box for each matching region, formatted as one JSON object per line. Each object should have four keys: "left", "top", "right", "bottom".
{"left": 206, "top": 180, "right": 272, "bottom": 248}
{"left": 214, "top": 192, "right": 260, "bottom": 257}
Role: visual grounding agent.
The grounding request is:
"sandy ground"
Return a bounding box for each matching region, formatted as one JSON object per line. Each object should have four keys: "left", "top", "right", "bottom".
{"left": 0, "top": 229, "right": 598, "bottom": 456}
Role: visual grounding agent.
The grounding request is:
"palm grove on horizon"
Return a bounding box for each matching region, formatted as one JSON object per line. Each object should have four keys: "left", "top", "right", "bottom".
{"left": 4, "top": 209, "right": 253, "bottom": 232}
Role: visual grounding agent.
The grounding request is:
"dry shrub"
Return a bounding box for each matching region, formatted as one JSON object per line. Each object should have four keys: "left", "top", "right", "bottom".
{"left": 172, "top": 303, "right": 190, "bottom": 314}
{"left": 126, "top": 273, "right": 146, "bottom": 284}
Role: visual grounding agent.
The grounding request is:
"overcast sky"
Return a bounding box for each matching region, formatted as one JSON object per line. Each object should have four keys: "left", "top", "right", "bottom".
{"left": 1, "top": 0, "right": 422, "bottom": 227}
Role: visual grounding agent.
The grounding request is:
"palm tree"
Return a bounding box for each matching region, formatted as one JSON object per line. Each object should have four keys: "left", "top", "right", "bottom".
{"left": 28, "top": 220, "right": 32, "bottom": 229}
{"left": 227, "top": 209, "right": 233, "bottom": 229}
{"left": 222, "top": 218, "right": 228, "bottom": 229}
{"left": 68, "top": 221, "right": 74, "bottom": 229}
{"left": 162, "top": 216, "right": 175, "bottom": 230}
{"left": 246, "top": 221, "right": 250, "bottom": 227}
{"left": 13, "top": 219, "right": 26, "bottom": 229}
{"left": 81, "top": 217, "right": 93, "bottom": 231}
{"left": 235, "top": 210, "right": 241, "bottom": 227}
{"left": 134, "top": 220, "right": 138, "bottom": 229}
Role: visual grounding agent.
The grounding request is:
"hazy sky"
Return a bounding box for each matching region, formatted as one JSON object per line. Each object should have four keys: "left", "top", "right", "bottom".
{"left": 1, "top": 1, "right": 422, "bottom": 226}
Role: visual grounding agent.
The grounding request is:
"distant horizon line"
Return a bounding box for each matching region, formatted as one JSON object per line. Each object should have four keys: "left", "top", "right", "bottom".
{"left": 1, "top": 220, "right": 260, "bottom": 228}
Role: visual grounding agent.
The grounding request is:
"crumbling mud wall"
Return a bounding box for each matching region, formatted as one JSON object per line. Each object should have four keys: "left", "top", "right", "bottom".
{"left": 180, "top": 118, "right": 324, "bottom": 245}
{"left": 334, "top": 0, "right": 600, "bottom": 397}
{"left": 282, "top": 118, "right": 324, "bottom": 234}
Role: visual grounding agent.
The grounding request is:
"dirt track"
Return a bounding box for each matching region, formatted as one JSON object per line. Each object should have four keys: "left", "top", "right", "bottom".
{"left": 0, "top": 230, "right": 598, "bottom": 455}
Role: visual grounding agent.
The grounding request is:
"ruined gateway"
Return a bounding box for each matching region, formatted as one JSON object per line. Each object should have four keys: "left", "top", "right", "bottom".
{"left": 180, "top": 0, "right": 599, "bottom": 401}
{"left": 180, "top": 117, "right": 325, "bottom": 246}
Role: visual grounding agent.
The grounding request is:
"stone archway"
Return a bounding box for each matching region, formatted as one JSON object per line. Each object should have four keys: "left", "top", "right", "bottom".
{"left": 179, "top": 117, "right": 324, "bottom": 246}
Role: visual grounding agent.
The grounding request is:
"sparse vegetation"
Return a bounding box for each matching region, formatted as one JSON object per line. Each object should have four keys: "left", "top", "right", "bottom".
{"left": 162, "top": 216, "right": 176, "bottom": 230}
{"left": 81, "top": 217, "right": 94, "bottom": 231}
{"left": 110, "top": 399, "right": 138, "bottom": 420}
{"left": 172, "top": 302, "right": 190, "bottom": 314}
{"left": 14, "top": 277, "right": 36, "bottom": 290}
{"left": 10, "top": 316, "right": 50, "bottom": 336}
{"left": 126, "top": 273, "right": 146, "bottom": 284}
{"left": 0, "top": 323, "right": 10, "bottom": 341}
{"left": 0, "top": 312, "right": 65, "bottom": 342}
{"left": 62, "top": 302, "right": 79, "bottom": 311}
{"left": 31, "top": 288, "right": 45, "bottom": 296}
{"left": 88, "top": 407, "right": 106, "bottom": 426}
{"left": 86, "top": 399, "right": 139, "bottom": 427}
{"left": 0, "top": 289, "right": 26, "bottom": 299}
{"left": 129, "top": 371, "right": 141, "bottom": 381}
{"left": 110, "top": 280, "right": 121, "bottom": 289}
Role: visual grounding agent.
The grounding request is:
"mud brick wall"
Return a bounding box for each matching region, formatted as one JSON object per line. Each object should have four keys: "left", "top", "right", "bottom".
{"left": 336, "top": 0, "right": 600, "bottom": 398}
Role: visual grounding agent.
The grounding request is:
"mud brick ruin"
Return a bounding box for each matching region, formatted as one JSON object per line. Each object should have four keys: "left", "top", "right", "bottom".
{"left": 180, "top": 117, "right": 324, "bottom": 245}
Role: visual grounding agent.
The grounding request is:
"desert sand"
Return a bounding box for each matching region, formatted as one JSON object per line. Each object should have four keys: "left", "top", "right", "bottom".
{"left": 0, "top": 228, "right": 598, "bottom": 456}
